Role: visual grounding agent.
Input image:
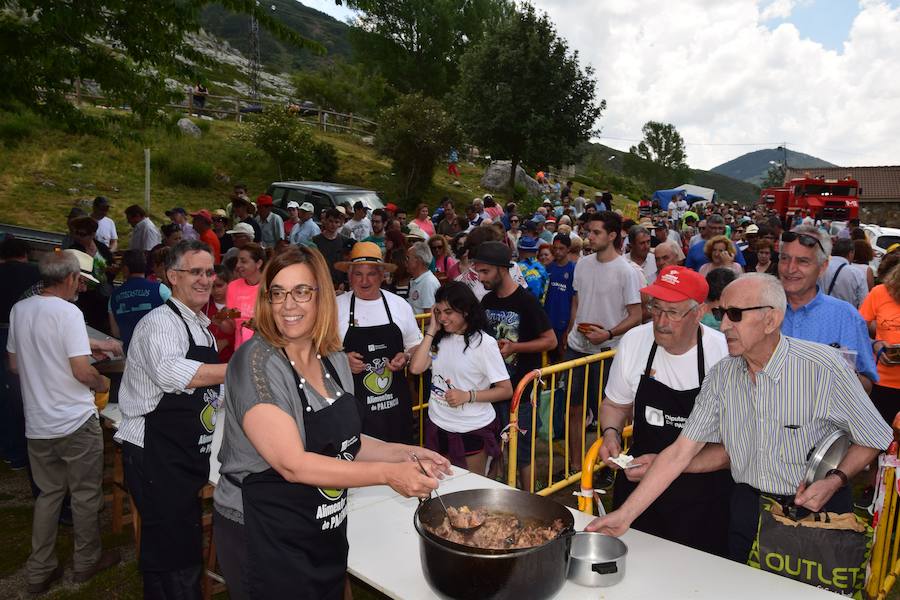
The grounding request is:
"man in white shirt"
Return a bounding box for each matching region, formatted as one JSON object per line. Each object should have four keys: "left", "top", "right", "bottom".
{"left": 118, "top": 240, "right": 227, "bottom": 597}
{"left": 289, "top": 201, "right": 320, "bottom": 246}
{"left": 565, "top": 211, "right": 643, "bottom": 467}
{"left": 91, "top": 196, "right": 118, "bottom": 252}
{"left": 125, "top": 204, "right": 162, "bottom": 252}
{"left": 340, "top": 201, "right": 373, "bottom": 241}
{"left": 625, "top": 225, "right": 657, "bottom": 285}
{"left": 335, "top": 242, "right": 421, "bottom": 442}
{"left": 407, "top": 241, "right": 441, "bottom": 314}
{"left": 596, "top": 265, "right": 732, "bottom": 556}
{"left": 7, "top": 251, "right": 119, "bottom": 593}
{"left": 668, "top": 194, "right": 688, "bottom": 223}
{"left": 820, "top": 238, "right": 869, "bottom": 308}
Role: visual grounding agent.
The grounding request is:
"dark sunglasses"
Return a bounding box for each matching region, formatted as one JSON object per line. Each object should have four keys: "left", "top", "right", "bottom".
{"left": 712, "top": 305, "right": 773, "bottom": 322}
{"left": 781, "top": 231, "right": 825, "bottom": 254}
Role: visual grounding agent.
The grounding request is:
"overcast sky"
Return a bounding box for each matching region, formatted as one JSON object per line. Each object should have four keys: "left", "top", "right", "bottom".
{"left": 303, "top": 0, "right": 900, "bottom": 170}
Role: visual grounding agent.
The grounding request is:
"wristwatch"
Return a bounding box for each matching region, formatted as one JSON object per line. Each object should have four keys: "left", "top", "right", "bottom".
{"left": 825, "top": 468, "right": 849, "bottom": 487}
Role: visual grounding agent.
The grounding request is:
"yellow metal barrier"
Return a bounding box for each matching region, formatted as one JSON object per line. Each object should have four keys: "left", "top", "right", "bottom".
{"left": 870, "top": 434, "right": 900, "bottom": 599}
{"left": 577, "top": 427, "right": 634, "bottom": 514}
{"left": 505, "top": 350, "right": 622, "bottom": 495}
{"left": 412, "top": 313, "right": 431, "bottom": 446}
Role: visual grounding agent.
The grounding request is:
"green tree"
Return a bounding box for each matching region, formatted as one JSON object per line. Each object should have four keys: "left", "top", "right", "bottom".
{"left": 453, "top": 4, "right": 604, "bottom": 190}
{"left": 623, "top": 121, "right": 691, "bottom": 191}
{"left": 243, "top": 109, "right": 339, "bottom": 180}
{"left": 375, "top": 93, "right": 461, "bottom": 201}
{"left": 346, "top": 0, "right": 513, "bottom": 97}
{"left": 292, "top": 60, "right": 395, "bottom": 117}
{"left": 761, "top": 162, "right": 786, "bottom": 188}
{"left": 0, "top": 1, "right": 321, "bottom": 131}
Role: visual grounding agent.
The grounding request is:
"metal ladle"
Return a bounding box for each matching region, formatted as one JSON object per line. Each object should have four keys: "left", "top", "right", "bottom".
{"left": 412, "top": 454, "right": 484, "bottom": 532}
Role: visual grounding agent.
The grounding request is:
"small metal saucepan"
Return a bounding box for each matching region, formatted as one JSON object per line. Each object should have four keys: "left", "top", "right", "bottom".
{"left": 567, "top": 532, "right": 628, "bottom": 587}
{"left": 803, "top": 430, "right": 851, "bottom": 486}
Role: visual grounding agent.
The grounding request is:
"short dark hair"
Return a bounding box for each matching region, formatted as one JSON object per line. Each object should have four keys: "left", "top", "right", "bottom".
{"left": 371, "top": 208, "right": 387, "bottom": 222}
{"left": 70, "top": 216, "right": 98, "bottom": 236}
{"left": 122, "top": 249, "right": 147, "bottom": 274}
{"left": 705, "top": 268, "right": 737, "bottom": 302}
{"left": 125, "top": 204, "right": 146, "bottom": 218}
{"left": 553, "top": 233, "right": 571, "bottom": 247}
{"left": 324, "top": 208, "right": 343, "bottom": 220}
{"left": 0, "top": 237, "right": 29, "bottom": 260}
{"left": 165, "top": 239, "right": 213, "bottom": 271}
{"left": 588, "top": 211, "right": 624, "bottom": 249}
{"left": 832, "top": 238, "right": 853, "bottom": 258}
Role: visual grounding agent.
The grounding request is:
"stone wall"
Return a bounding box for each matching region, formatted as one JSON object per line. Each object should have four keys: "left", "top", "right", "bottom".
{"left": 860, "top": 202, "right": 900, "bottom": 227}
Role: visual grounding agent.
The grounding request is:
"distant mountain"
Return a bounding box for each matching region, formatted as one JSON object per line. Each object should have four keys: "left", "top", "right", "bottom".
{"left": 711, "top": 148, "right": 838, "bottom": 186}
{"left": 574, "top": 142, "right": 760, "bottom": 204}
{"left": 200, "top": 0, "right": 353, "bottom": 73}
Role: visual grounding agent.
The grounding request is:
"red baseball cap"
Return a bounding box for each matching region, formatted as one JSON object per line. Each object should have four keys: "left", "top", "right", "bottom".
{"left": 385, "top": 202, "right": 398, "bottom": 212}
{"left": 641, "top": 266, "right": 709, "bottom": 304}
{"left": 190, "top": 209, "right": 212, "bottom": 223}
{"left": 256, "top": 194, "right": 273, "bottom": 206}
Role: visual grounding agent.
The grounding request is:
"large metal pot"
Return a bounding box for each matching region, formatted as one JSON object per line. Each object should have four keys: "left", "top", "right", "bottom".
{"left": 413, "top": 488, "right": 575, "bottom": 600}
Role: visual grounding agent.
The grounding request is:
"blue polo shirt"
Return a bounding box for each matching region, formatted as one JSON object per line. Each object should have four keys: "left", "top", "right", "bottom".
{"left": 781, "top": 288, "right": 878, "bottom": 383}
{"left": 685, "top": 240, "right": 746, "bottom": 270}
{"left": 544, "top": 261, "right": 576, "bottom": 334}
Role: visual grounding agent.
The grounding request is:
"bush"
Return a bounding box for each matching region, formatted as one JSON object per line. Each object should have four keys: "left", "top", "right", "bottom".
{"left": 242, "top": 108, "right": 340, "bottom": 180}
{"left": 375, "top": 93, "right": 461, "bottom": 201}
{"left": 152, "top": 152, "right": 213, "bottom": 188}
{"left": 0, "top": 110, "right": 41, "bottom": 148}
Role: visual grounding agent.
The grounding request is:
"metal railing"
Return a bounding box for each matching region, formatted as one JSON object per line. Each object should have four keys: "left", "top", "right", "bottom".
{"left": 869, "top": 431, "right": 900, "bottom": 599}
{"left": 578, "top": 428, "right": 634, "bottom": 514}
{"left": 505, "top": 350, "right": 618, "bottom": 495}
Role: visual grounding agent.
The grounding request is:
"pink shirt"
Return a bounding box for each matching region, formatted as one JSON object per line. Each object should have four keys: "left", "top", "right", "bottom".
{"left": 226, "top": 278, "right": 259, "bottom": 350}
{"left": 413, "top": 218, "right": 436, "bottom": 238}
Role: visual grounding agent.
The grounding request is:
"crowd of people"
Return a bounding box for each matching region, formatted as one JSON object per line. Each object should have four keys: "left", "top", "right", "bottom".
{"left": 2, "top": 179, "right": 899, "bottom": 597}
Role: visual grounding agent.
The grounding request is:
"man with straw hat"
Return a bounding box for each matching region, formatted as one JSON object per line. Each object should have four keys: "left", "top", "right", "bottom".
{"left": 335, "top": 242, "right": 422, "bottom": 443}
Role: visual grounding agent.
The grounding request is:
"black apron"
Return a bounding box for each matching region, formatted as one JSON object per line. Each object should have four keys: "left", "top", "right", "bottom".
{"left": 232, "top": 355, "right": 363, "bottom": 600}
{"left": 342, "top": 292, "right": 413, "bottom": 443}
{"left": 612, "top": 327, "right": 733, "bottom": 557}
{"left": 140, "top": 300, "right": 220, "bottom": 572}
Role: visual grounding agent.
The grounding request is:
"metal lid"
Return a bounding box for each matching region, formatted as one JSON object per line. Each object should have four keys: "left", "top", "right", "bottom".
{"left": 803, "top": 430, "right": 851, "bottom": 486}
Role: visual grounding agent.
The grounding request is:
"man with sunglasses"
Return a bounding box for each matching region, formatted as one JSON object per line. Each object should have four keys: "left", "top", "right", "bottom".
{"left": 588, "top": 273, "right": 891, "bottom": 565}
{"left": 596, "top": 266, "right": 732, "bottom": 556}
{"left": 778, "top": 225, "right": 877, "bottom": 393}
{"left": 118, "top": 240, "right": 227, "bottom": 598}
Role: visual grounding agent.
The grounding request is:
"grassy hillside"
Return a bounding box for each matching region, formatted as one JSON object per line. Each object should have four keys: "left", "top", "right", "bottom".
{"left": 711, "top": 148, "right": 838, "bottom": 185}
{"left": 0, "top": 110, "right": 632, "bottom": 246}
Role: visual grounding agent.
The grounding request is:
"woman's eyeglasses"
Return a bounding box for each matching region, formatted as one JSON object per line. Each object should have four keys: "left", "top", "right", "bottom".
{"left": 711, "top": 305, "right": 773, "bottom": 322}
{"left": 267, "top": 284, "right": 318, "bottom": 304}
{"left": 781, "top": 231, "right": 825, "bottom": 254}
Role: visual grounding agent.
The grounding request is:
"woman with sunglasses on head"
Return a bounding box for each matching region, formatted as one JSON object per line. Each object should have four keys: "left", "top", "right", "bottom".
{"left": 428, "top": 234, "right": 459, "bottom": 280}
{"left": 226, "top": 242, "right": 266, "bottom": 351}
{"left": 214, "top": 246, "right": 448, "bottom": 600}
{"left": 409, "top": 281, "right": 512, "bottom": 475}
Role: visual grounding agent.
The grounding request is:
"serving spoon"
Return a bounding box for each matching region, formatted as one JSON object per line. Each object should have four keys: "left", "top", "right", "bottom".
{"left": 412, "top": 454, "right": 484, "bottom": 532}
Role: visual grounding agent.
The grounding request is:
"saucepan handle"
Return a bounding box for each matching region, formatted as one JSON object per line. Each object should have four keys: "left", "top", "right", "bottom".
{"left": 592, "top": 561, "right": 618, "bottom": 575}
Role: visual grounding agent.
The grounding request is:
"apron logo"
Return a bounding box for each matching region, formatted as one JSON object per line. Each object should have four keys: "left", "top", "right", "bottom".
{"left": 199, "top": 388, "right": 221, "bottom": 434}
{"left": 318, "top": 451, "right": 355, "bottom": 501}
{"left": 645, "top": 406, "right": 665, "bottom": 427}
{"left": 363, "top": 357, "right": 393, "bottom": 395}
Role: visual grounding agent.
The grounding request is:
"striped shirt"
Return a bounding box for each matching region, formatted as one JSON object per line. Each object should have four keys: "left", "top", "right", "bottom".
{"left": 683, "top": 335, "right": 891, "bottom": 495}
{"left": 115, "top": 297, "right": 218, "bottom": 447}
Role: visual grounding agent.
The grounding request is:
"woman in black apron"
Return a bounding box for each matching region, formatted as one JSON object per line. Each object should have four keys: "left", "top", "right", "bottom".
{"left": 343, "top": 291, "right": 414, "bottom": 443}
{"left": 131, "top": 300, "right": 221, "bottom": 598}
{"left": 213, "top": 247, "right": 448, "bottom": 600}
{"left": 612, "top": 328, "right": 734, "bottom": 557}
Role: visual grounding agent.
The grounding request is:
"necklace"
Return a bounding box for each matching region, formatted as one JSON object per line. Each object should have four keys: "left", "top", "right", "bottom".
{"left": 285, "top": 351, "right": 334, "bottom": 411}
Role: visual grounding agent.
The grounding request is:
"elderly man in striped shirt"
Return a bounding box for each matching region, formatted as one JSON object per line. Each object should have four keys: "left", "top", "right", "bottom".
{"left": 588, "top": 273, "right": 891, "bottom": 564}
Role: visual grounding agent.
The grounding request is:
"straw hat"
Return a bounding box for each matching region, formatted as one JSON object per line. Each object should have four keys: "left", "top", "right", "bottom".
{"left": 335, "top": 241, "right": 396, "bottom": 272}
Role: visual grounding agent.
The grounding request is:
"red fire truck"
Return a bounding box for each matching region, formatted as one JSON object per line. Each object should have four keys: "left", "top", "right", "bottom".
{"left": 759, "top": 175, "right": 860, "bottom": 221}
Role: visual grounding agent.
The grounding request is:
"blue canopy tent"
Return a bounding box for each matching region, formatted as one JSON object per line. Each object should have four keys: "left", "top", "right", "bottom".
{"left": 652, "top": 184, "right": 717, "bottom": 210}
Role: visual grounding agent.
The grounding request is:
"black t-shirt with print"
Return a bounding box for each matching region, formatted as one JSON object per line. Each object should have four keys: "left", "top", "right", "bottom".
{"left": 481, "top": 286, "right": 553, "bottom": 385}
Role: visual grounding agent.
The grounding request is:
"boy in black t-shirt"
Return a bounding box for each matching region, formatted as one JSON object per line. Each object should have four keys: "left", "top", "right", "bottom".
{"left": 473, "top": 243, "right": 556, "bottom": 488}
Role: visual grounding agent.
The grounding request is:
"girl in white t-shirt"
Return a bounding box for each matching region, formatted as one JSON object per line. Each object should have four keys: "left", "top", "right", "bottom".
{"left": 409, "top": 282, "right": 512, "bottom": 474}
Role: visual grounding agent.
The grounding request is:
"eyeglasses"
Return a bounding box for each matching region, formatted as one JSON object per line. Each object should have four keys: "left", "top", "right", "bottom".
{"left": 711, "top": 305, "right": 773, "bottom": 322}
{"left": 173, "top": 268, "right": 216, "bottom": 279}
{"left": 267, "top": 284, "right": 318, "bottom": 304}
{"left": 781, "top": 231, "right": 825, "bottom": 255}
{"left": 647, "top": 301, "right": 699, "bottom": 322}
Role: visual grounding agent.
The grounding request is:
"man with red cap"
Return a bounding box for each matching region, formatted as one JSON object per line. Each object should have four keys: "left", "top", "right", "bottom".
{"left": 594, "top": 265, "right": 733, "bottom": 556}
{"left": 253, "top": 194, "right": 284, "bottom": 249}
{"left": 190, "top": 210, "right": 220, "bottom": 263}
